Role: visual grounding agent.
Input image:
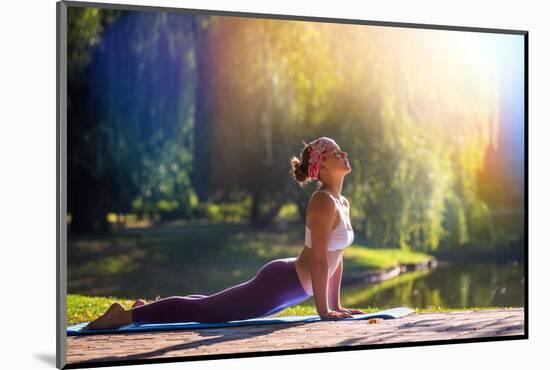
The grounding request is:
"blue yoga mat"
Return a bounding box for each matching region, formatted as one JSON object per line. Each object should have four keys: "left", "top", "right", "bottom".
{"left": 67, "top": 307, "right": 415, "bottom": 336}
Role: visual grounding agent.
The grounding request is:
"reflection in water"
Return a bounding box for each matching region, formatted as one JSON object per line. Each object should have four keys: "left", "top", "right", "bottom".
{"left": 339, "top": 262, "right": 524, "bottom": 309}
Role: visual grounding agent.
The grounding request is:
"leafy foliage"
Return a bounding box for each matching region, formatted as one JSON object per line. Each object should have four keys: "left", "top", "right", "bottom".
{"left": 67, "top": 10, "right": 521, "bottom": 253}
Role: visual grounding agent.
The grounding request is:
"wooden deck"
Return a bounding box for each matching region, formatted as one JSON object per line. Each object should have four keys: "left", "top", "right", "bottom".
{"left": 66, "top": 308, "right": 524, "bottom": 367}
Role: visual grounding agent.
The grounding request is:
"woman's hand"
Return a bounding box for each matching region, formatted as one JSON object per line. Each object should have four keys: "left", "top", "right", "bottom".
{"left": 318, "top": 310, "right": 354, "bottom": 320}
{"left": 334, "top": 307, "right": 367, "bottom": 315}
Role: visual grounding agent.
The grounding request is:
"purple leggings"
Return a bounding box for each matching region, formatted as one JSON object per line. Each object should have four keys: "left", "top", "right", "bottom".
{"left": 131, "top": 257, "right": 311, "bottom": 324}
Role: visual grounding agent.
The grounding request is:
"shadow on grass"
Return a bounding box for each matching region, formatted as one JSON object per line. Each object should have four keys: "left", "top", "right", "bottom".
{"left": 68, "top": 222, "right": 305, "bottom": 299}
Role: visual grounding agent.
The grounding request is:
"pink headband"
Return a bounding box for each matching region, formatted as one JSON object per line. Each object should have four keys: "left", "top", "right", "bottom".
{"left": 307, "top": 137, "right": 336, "bottom": 180}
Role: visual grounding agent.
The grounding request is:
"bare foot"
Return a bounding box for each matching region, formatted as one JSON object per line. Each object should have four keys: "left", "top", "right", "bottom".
{"left": 82, "top": 302, "right": 132, "bottom": 331}
{"left": 131, "top": 299, "right": 147, "bottom": 308}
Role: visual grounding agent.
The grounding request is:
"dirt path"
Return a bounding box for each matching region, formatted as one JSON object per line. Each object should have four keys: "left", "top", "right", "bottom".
{"left": 66, "top": 308, "right": 524, "bottom": 367}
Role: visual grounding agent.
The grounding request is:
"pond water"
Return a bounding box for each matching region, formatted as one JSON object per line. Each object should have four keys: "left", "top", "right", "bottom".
{"left": 318, "top": 261, "right": 524, "bottom": 310}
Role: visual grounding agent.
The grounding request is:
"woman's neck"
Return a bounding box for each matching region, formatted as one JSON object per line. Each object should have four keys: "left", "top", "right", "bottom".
{"left": 319, "top": 183, "right": 343, "bottom": 200}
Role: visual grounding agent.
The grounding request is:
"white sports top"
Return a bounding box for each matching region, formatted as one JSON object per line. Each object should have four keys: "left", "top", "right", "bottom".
{"left": 304, "top": 190, "right": 354, "bottom": 251}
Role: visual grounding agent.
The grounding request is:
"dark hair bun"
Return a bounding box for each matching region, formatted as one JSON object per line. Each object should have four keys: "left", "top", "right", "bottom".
{"left": 290, "top": 157, "right": 308, "bottom": 183}
{"left": 289, "top": 141, "right": 313, "bottom": 188}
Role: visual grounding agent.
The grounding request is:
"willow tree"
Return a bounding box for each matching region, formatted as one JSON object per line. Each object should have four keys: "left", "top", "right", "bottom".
{"left": 204, "top": 17, "right": 343, "bottom": 227}
{"left": 67, "top": 6, "right": 123, "bottom": 233}
{"left": 326, "top": 26, "right": 501, "bottom": 252}
{"left": 69, "top": 9, "right": 200, "bottom": 232}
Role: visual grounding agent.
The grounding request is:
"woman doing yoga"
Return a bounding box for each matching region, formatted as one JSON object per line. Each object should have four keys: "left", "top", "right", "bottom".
{"left": 83, "top": 136, "right": 366, "bottom": 330}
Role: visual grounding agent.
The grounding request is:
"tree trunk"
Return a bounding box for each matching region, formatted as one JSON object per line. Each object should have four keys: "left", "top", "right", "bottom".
{"left": 69, "top": 173, "right": 109, "bottom": 234}
{"left": 191, "top": 16, "right": 213, "bottom": 202}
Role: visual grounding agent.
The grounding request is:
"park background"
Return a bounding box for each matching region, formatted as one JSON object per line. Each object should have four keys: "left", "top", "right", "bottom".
{"left": 66, "top": 5, "right": 525, "bottom": 325}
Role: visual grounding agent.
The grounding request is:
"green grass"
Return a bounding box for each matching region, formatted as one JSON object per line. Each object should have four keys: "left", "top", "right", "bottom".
{"left": 343, "top": 246, "right": 433, "bottom": 273}
{"left": 67, "top": 293, "right": 521, "bottom": 326}
{"left": 273, "top": 305, "right": 521, "bottom": 316}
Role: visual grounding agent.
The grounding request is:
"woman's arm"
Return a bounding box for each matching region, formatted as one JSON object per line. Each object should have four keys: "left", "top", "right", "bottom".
{"left": 308, "top": 192, "right": 337, "bottom": 316}
{"left": 326, "top": 196, "right": 367, "bottom": 316}
{"left": 328, "top": 256, "right": 366, "bottom": 315}
{"left": 327, "top": 256, "right": 343, "bottom": 310}
{"left": 327, "top": 195, "right": 347, "bottom": 310}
